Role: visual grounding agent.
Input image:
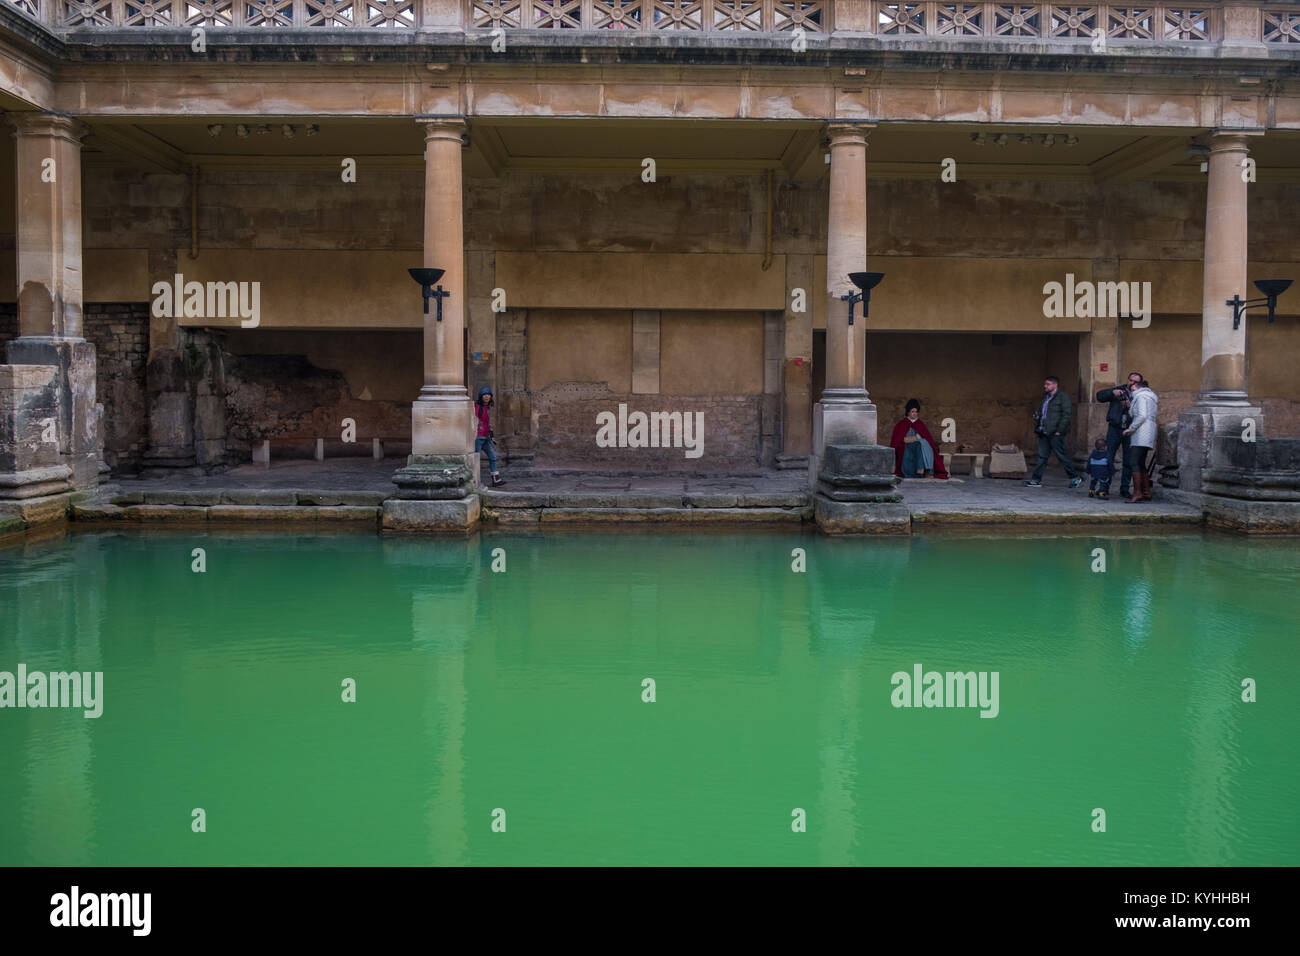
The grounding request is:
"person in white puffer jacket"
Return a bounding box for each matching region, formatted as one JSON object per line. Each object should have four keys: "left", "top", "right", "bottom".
{"left": 1123, "top": 380, "right": 1159, "bottom": 503}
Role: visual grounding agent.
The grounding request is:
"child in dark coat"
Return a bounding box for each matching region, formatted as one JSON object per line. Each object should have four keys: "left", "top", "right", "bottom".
{"left": 1087, "top": 439, "right": 1111, "bottom": 499}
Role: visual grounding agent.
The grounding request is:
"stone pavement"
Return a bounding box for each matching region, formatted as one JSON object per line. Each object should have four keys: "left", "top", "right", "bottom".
{"left": 51, "top": 461, "right": 1207, "bottom": 530}
{"left": 899, "top": 474, "right": 1202, "bottom": 527}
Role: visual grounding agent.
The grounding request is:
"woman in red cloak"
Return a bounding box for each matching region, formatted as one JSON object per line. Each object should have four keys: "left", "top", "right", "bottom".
{"left": 889, "top": 399, "right": 949, "bottom": 479}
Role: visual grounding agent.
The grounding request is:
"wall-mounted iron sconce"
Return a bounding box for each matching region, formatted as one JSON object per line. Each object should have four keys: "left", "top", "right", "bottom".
{"left": 841, "top": 272, "right": 885, "bottom": 326}
{"left": 408, "top": 267, "right": 450, "bottom": 322}
{"left": 1228, "top": 279, "right": 1292, "bottom": 330}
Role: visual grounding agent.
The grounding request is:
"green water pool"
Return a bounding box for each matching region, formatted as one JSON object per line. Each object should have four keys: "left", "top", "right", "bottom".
{"left": 1, "top": 529, "right": 1296, "bottom": 866}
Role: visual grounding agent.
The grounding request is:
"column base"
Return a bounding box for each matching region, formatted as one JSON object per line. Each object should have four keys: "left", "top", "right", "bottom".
{"left": 382, "top": 495, "right": 481, "bottom": 534}
{"left": 0, "top": 465, "right": 74, "bottom": 500}
{"left": 1177, "top": 402, "right": 1264, "bottom": 494}
{"left": 5, "top": 336, "right": 101, "bottom": 489}
{"left": 812, "top": 443, "right": 906, "bottom": 534}
{"left": 392, "top": 455, "right": 477, "bottom": 500}
{"left": 811, "top": 396, "right": 878, "bottom": 489}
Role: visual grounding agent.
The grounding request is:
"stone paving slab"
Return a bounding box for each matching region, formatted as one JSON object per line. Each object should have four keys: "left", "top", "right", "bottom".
{"left": 63, "top": 462, "right": 1208, "bottom": 532}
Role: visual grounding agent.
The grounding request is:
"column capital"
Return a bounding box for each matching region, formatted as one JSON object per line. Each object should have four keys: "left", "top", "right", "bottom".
{"left": 825, "top": 121, "right": 875, "bottom": 147}
{"left": 1205, "top": 129, "right": 1264, "bottom": 153}
{"left": 416, "top": 115, "right": 468, "bottom": 142}
{"left": 7, "top": 112, "right": 91, "bottom": 145}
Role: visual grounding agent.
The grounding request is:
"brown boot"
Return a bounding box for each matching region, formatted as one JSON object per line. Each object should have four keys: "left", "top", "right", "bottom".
{"left": 1125, "top": 474, "right": 1144, "bottom": 504}
{"left": 1140, "top": 472, "right": 1153, "bottom": 501}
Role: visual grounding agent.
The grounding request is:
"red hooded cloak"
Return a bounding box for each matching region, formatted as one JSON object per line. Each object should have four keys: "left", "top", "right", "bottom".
{"left": 889, "top": 417, "right": 949, "bottom": 479}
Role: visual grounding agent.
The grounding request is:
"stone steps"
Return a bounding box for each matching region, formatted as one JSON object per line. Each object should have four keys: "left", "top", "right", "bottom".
{"left": 73, "top": 503, "right": 380, "bottom": 526}
{"left": 481, "top": 490, "right": 810, "bottom": 509}
{"left": 107, "top": 489, "right": 388, "bottom": 507}
{"left": 482, "top": 505, "right": 812, "bottom": 526}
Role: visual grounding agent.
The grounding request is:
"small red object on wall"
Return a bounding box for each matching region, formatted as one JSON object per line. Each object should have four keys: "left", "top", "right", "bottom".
{"left": 1100, "top": 363, "right": 1109, "bottom": 372}
{"left": 794, "top": 357, "right": 804, "bottom": 366}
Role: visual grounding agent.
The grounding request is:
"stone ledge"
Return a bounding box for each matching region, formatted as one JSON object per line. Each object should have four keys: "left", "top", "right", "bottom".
{"left": 534, "top": 506, "right": 809, "bottom": 524}
{"left": 911, "top": 509, "right": 1203, "bottom": 526}
{"left": 126, "top": 505, "right": 210, "bottom": 522}
{"left": 1165, "top": 488, "right": 1300, "bottom": 534}
{"left": 814, "top": 497, "right": 912, "bottom": 535}
{"left": 144, "top": 490, "right": 222, "bottom": 506}
{"left": 297, "top": 491, "right": 389, "bottom": 507}
{"left": 218, "top": 490, "right": 300, "bottom": 506}
{"left": 382, "top": 495, "right": 480, "bottom": 533}
{"left": 208, "top": 505, "right": 319, "bottom": 522}
{"left": 480, "top": 491, "right": 551, "bottom": 508}
{"left": 0, "top": 493, "right": 73, "bottom": 528}
{"left": 482, "top": 507, "right": 544, "bottom": 524}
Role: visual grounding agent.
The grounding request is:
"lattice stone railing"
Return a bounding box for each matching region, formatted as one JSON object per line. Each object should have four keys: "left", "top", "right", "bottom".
{"left": 875, "top": 3, "right": 1207, "bottom": 39}
{"left": 869, "top": 3, "right": 1300, "bottom": 40}
{"left": 12, "top": 0, "right": 419, "bottom": 26}
{"left": 466, "top": 0, "right": 829, "bottom": 31}
{"left": 2, "top": 0, "right": 1298, "bottom": 41}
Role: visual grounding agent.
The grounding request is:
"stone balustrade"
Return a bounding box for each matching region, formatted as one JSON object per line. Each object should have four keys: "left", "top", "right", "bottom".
{"left": 2, "top": 0, "right": 1298, "bottom": 43}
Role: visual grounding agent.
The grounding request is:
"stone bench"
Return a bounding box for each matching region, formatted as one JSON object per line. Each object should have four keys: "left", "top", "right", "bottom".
{"left": 942, "top": 452, "right": 989, "bottom": 478}
{"left": 251, "top": 436, "right": 402, "bottom": 464}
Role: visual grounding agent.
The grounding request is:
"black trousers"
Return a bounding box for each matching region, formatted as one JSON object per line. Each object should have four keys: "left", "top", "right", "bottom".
{"left": 1106, "top": 425, "right": 1132, "bottom": 493}
{"left": 1031, "top": 432, "right": 1078, "bottom": 480}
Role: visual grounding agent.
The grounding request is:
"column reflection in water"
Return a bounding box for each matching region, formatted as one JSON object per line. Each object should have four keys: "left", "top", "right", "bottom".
{"left": 384, "top": 535, "right": 479, "bottom": 865}
{"left": 808, "top": 537, "right": 911, "bottom": 866}
{"left": 1180, "top": 540, "right": 1248, "bottom": 864}
{"left": 8, "top": 536, "right": 105, "bottom": 864}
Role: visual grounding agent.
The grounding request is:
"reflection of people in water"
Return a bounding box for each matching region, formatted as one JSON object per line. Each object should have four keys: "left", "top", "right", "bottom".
{"left": 889, "top": 399, "right": 949, "bottom": 479}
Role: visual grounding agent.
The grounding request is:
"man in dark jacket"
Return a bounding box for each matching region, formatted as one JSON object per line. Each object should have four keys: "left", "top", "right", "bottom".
{"left": 1026, "top": 375, "right": 1082, "bottom": 488}
{"left": 1096, "top": 370, "right": 1142, "bottom": 498}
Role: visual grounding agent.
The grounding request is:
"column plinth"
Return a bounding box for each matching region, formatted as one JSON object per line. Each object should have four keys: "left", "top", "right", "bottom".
{"left": 395, "top": 117, "right": 478, "bottom": 506}
{"left": 2, "top": 114, "right": 102, "bottom": 491}
{"left": 1179, "top": 129, "right": 1264, "bottom": 494}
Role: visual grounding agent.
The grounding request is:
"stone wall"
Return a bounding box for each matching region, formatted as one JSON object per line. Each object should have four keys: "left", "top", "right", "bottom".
{"left": 4, "top": 162, "right": 1298, "bottom": 468}
{"left": 82, "top": 303, "right": 149, "bottom": 471}
{"left": 531, "top": 383, "right": 762, "bottom": 470}
{"left": 219, "top": 329, "right": 418, "bottom": 461}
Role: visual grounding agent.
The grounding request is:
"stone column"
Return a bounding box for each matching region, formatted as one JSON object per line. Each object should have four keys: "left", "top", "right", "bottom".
{"left": 1178, "top": 129, "right": 1263, "bottom": 493}
{"left": 1199, "top": 132, "right": 1254, "bottom": 405}
{"left": 387, "top": 117, "right": 479, "bottom": 528}
{"left": 1076, "top": 257, "right": 1122, "bottom": 456}
{"left": 814, "top": 122, "right": 876, "bottom": 459}
{"left": 811, "top": 122, "right": 903, "bottom": 532}
{"left": 2, "top": 113, "right": 101, "bottom": 494}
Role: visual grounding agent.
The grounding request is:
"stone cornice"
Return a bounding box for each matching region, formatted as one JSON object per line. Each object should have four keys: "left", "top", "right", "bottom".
{"left": 1, "top": 19, "right": 1298, "bottom": 76}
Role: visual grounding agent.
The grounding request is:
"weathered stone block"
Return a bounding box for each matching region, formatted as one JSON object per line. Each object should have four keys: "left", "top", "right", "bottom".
{"left": 0, "top": 492, "right": 71, "bottom": 528}
{"left": 125, "top": 505, "right": 208, "bottom": 522}
{"left": 296, "top": 491, "right": 389, "bottom": 507}
{"left": 5, "top": 338, "right": 101, "bottom": 488}
{"left": 145, "top": 490, "right": 222, "bottom": 506}
{"left": 392, "top": 457, "right": 474, "bottom": 500}
{"left": 315, "top": 506, "right": 381, "bottom": 524}
{"left": 209, "top": 505, "right": 316, "bottom": 523}
{"left": 381, "top": 495, "right": 480, "bottom": 532}
{"left": 219, "top": 490, "right": 299, "bottom": 506}
{"left": 814, "top": 497, "right": 911, "bottom": 535}
{"left": 483, "top": 507, "right": 543, "bottom": 525}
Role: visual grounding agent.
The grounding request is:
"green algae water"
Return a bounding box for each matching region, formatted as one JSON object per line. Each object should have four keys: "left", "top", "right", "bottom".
{"left": 1, "top": 529, "right": 1296, "bottom": 867}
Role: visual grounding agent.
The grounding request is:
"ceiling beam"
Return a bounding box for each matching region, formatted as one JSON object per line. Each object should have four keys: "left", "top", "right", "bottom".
{"left": 780, "top": 128, "right": 823, "bottom": 180}
{"left": 1090, "top": 135, "right": 1197, "bottom": 184}
{"left": 85, "top": 123, "right": 190, "bottom": 173}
